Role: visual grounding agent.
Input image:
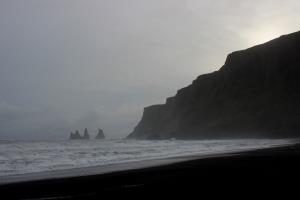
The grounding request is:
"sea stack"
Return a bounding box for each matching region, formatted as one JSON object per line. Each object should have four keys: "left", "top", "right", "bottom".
{"left": 69, "top": 132, "right": 75, "bottom": 140}
{"left": 95, "top": 129, "right": 105, "bottom": 139}
{"left": 128, "top": 30, "right": 300, "bottom": 140}
{"left": 83, "top": 128, "right": 90, "bottom": 140}
{"left": 70, "top": 130, "right": 82, "bottom": 140}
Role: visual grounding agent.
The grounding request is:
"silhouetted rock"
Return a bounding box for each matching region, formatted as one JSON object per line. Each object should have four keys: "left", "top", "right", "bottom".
{"left": 95, "top": 129, "right": 105, "bottom": 139}
{"left": 83, "top": 128, "right": 90, "bottom": 140}
{"left": 69, "top": 132, "right": 75, "bottom": 140}
{"left": 70, "top": 130, "right": 82, "bottom": 140}
{"left": 128, "top": 30, "right": 300, "bottom": 139}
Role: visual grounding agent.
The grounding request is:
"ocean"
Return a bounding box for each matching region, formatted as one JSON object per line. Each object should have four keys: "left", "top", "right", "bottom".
{"left": 0, "top": 139, "right": 293, "bottom": 177}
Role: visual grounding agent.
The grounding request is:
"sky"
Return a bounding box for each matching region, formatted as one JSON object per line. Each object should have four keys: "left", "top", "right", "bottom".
{"left": 1, "top": 0, "right": 300, "bottom": 140}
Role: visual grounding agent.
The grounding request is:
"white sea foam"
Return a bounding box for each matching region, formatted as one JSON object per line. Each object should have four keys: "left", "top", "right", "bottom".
{"left": 0, "top": 139, "right": 294, "bottom": 177}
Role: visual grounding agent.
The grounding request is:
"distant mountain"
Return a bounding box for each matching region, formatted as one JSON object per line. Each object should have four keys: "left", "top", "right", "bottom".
{"left": 128, "top": 31, "right": 300, "bottom": 139}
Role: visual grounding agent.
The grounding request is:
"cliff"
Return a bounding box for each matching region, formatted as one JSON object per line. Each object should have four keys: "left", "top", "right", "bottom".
{"left": 128, "top": 31, "right": 300, "bottom": 139}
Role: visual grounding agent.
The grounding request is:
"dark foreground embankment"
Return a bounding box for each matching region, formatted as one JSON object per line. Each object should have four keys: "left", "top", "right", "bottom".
{"left": 1, "top": 143, "right": 300, "bottom": 199}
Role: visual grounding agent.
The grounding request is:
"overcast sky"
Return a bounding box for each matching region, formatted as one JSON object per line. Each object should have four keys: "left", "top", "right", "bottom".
{"left": 1, "top": 0, "right": 300, "bottom": 140}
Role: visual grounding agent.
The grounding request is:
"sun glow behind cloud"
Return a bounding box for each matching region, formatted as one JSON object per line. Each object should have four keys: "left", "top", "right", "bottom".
{"left": 243, "top": 26, "right": 291, "bottom": 46}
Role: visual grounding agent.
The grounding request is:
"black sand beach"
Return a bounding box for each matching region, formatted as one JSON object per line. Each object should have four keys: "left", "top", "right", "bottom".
{"left": 1, "top": 143, "right": 300, "bottom": 199}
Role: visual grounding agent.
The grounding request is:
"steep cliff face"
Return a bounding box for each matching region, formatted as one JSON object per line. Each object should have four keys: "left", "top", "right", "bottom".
{"left": 128, "top": 31, "right": 300, "bottom": 139}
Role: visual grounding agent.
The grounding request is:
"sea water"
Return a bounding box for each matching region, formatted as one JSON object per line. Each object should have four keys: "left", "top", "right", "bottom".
{"left": 0, "top": 139, "right": 293, "bottom": 177}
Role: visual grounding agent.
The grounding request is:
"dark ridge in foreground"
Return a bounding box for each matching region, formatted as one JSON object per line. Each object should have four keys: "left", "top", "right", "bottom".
{"left": 128, "top": 31, "right": 300, "bottom": 139}
{"left": 1, "top": 144, "right": 300, "bottom": 199}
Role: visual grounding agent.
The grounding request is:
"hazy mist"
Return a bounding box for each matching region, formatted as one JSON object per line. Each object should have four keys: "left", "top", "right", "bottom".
{"left": 1, "top": 0, "right": 300, "bottom": 139}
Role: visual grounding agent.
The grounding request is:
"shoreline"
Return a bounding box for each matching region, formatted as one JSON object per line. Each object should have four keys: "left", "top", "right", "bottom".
{"left": 1, "top": 141, "right": 300, "bottom": 199}
{"left": 0, "top": 140, "right": 296, "bottom": 185}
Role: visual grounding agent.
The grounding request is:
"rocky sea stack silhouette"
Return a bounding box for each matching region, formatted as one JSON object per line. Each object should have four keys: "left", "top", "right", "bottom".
{"left": 69, "top": 128, "right": 105, "bottom": 140}
{"left": 69, "top": 128, "right": 90, "bottom": 140}
{"left": 95, "top": 129, "right": 105, "bottom": 139}
{"left": 83, "top": 128, "right": 90, "bottom": 139}
{"left": 128, "top": 31, "right": 300, "bottom": 139}
{"left": 69, "top": 130, "right": 82, "bottom": 140}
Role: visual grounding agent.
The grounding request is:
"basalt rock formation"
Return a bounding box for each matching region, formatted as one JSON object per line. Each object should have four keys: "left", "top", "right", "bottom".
{"left": 95, "top": 129, "right": 105, "bottom": 139}
{"left": 70, "top": 130, "right": 82, "bottom": 140}
{"left": 69, "top": 129, "right": 90, "bottom": 140}
{"left": 83, "top": 128, "right": 90, "bottom": 140}
{"left": 128, "top": 31, "right": 300, "bottom": 139}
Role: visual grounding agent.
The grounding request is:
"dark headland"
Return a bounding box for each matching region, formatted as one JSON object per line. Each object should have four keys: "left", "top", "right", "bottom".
{"left": 128, "top": 30, "right": 300, "bottom": 139}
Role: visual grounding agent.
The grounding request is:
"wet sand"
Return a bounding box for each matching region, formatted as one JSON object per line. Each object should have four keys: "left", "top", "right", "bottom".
{"left": 1, "top": 143, "right": 300, "bottom": 199}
